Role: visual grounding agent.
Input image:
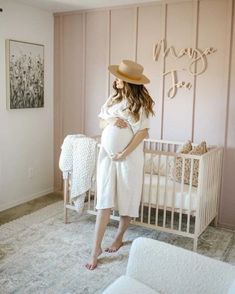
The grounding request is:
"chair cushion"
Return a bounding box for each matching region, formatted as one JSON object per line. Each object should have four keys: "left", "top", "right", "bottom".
{"left": 126, "top": 237, "right": 235, "bottom": 294}
{"left": 102, "top": 275, "right": 159, "bottom": 294}
{"left": 227, "top": 278, "right": 235, "bottom": 294}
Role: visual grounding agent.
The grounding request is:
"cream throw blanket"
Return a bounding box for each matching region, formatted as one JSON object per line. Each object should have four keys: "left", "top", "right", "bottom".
{"left": 59, "top": 134, "right": 97, "bottom": 212}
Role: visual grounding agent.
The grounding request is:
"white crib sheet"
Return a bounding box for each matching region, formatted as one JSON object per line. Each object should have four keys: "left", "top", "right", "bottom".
{"left": 142, "top": 174, "right": 198, "bottom": 211}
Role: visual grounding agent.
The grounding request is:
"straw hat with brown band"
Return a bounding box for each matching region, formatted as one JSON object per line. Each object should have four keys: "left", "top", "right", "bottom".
{"left": 108, "top": 59, "right": 150, "bottom": 85}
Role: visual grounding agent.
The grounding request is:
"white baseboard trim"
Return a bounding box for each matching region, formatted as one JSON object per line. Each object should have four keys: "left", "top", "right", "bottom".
{"left": 218, "top": 221, "right": 235, "bottom": 231}
{"left": 0, "top": 187, "right": 55, "bottom": 212}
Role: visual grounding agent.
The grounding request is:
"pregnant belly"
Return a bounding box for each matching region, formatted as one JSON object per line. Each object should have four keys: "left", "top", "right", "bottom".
{"left": 101, "top": 124, "right": 134, "bottom": 156}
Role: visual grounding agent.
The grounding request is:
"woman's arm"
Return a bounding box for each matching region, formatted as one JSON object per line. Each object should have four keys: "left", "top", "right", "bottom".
{"left": 110, "top": 129, "right": 148, "bottom": 161}
{"left": 121, "top": 128, "right": 149, "bottom": 157}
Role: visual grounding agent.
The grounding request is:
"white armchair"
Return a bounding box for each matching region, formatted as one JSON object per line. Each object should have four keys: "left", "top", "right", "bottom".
{"left": 102, "top": 237, "right": 235, "bottom": 294}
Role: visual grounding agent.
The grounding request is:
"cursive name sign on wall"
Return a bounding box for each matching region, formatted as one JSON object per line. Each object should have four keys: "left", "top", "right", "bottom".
{"left": 153, "top": 39, "right": 216, "bottom": 98}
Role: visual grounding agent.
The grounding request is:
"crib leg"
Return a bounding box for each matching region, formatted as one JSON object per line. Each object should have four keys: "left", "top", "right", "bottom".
{"left": 193, "top": 237, "right": 198, "bottom": 252}
{"left": 64, "top": 178, "right": 68, "bottom": 224}
{"left": 64, "top": 207, "right": 68, "bottom": 224}
{"left": 213, "top": 215, "right": 218, "bottom": 227}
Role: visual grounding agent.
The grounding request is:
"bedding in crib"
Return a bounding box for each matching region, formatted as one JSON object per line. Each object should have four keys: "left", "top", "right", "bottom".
{"left": 142, "top": 174, "right": 197, "bottom": 211}
{"left": 142, "top": 141, "right": 207, "bottom": 212}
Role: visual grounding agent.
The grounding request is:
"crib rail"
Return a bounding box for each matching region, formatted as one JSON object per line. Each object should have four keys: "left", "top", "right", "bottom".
{"left": 63, "top": 136, "right": 223, "bottom": 251}
{"left": 196, "top": 147, "right": 223, "bottom": 238}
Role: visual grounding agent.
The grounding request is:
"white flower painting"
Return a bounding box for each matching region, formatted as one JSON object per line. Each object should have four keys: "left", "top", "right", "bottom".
{"left": 6, "top": 40, "right": 44, "bottom": 109}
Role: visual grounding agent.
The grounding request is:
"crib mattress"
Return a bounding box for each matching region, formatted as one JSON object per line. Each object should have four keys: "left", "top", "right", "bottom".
{"left": 142, "top": 174, "right": 198, "bottom": 211}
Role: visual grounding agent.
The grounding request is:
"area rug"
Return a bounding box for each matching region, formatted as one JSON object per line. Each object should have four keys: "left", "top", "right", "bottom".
{"left": 0, "top": 201, "right": 234, "bottom": 293}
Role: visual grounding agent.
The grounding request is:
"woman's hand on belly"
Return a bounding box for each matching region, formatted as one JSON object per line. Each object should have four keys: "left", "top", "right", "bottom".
{"left": 112, "top": 128, "right": 148, "bottom": 160}
{"left": 113, "top": 118, "right": 129, "bottom": 128}
{"left": 101, "top": 121, "right": 134, "bottom": 158}
{"left": 99, "top": 117, "right": 128, "bottom": 129}
{"left": 110, "top": 150, "right": 126, "bottom": 161}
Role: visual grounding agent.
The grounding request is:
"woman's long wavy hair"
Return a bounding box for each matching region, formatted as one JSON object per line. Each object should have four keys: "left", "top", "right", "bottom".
{"left": 107, "top": 79, "right": 155, "bottom": 122}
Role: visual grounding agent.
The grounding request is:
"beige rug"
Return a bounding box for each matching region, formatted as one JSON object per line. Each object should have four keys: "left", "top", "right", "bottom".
{"left": 0, "top": 201, "right": 234, "bottom": 293}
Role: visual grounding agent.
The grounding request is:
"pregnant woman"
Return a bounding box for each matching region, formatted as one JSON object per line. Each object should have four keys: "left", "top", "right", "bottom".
{"left": 86, "top": 59, "right": 155, "bottom": 270}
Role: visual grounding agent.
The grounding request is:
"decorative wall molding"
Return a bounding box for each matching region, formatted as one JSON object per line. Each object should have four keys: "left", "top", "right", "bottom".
{"left": 82, "top": 12, "right": 86, "bottom": 133}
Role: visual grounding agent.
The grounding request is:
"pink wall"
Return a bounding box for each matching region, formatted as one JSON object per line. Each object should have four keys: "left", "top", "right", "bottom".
{"left": 54, "top": 0, "right": 235, "bottom": 229}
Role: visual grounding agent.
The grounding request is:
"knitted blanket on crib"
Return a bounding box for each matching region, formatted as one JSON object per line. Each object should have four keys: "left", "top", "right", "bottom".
{"left": 59, "top": 134, "right": 97, "bottom": 206}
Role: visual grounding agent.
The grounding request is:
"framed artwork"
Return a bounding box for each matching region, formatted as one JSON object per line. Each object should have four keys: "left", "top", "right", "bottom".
{"left": 5, "top": 39, "right": 44, "bottom": 109}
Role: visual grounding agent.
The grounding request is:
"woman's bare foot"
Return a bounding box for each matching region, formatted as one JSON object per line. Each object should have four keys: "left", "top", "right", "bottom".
{"left": 85, "top": 248, "right": 102, "bottom": 270}
{"left": 105, "top": 239, "right": 123, "bottom": 253}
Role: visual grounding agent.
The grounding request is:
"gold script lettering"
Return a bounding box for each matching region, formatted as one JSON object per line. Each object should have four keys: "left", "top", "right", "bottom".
{"left": 153, "top": 39, "right": 216, "bottom": 76}
{"left": 163, "top": 70, "right": 192, "bottom": 98}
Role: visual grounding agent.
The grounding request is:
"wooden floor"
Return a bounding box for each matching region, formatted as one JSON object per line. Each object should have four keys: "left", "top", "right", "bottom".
{"left": 0, "top": 192, "right": 63, "bottom": 225}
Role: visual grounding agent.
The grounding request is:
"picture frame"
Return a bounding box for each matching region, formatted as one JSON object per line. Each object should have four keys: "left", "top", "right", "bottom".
{"left": 5, "top": 39, "right": 44, "bottom": 109}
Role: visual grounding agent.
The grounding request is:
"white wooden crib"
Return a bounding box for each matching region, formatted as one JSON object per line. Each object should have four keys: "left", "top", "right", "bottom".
{"left": 63, "top": 135, "right": 223, "bottom": 251}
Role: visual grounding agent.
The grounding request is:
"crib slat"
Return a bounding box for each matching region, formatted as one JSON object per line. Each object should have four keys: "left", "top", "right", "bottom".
{"left": 214, "top": 151, "right": 220, "bottom": 216}
{"left": 206, "top": 154, "right": 210, "bottom": 226}
{"left": 163, "top": 152, "right": 169, "bottom": 228}
{"left": 204, "top": 154, "right": 208, "bottom": 227}
{"left": 148, "top": 152, "right": 154, "bottom": 225}
{"left": 179, "top": 157, "right": 185, "bottom": 231}
{"left": 214, "top": 150, "right": 223, "bottom": 223}
{"left": 68, "top": 174, "right": 72, "bottom": 205}
{"left": 141, "top": 150, "right": 147, "bottom": 223}
{"left": 148, "top": 140, "right": 152, "bottom": 224}
{"left": 197, "top": 157, "right": 204, "bottom": 235}
{"left": 211, "top": 152, "right": 216, "bottom": 218}
{"left": 170, "top": 156, "right": 176, "bottom": 230}
{"left": 214, "top": 151, "right": 222, "bottom": 221}
{"left": 200, "top": 156, "right": 207, "bottom": 233}
{"left": 202, "top": 156, "right": 207, "bottom": 231}
{"left": 187, "top": 158, "right": 194, "bottom": 233}
{"left": 207, "top": 152, "right": 213, "bottom": 225}
{"left": 204, "top": 155, "right": 210, "bottom": 231}
{"left": 88, "top": 189, "right": 91, "bottom": 210}
{"left": 64, "top": 178, "right": 69, "bottom": 224}
{"left": 212, "top": 152, "right": 217, "bottom": 218}
{"left": 211, "top": 151, "right": 216, "bottom": 218}
{"left": 155, "top": 142, "right": 162, "bottom": 226}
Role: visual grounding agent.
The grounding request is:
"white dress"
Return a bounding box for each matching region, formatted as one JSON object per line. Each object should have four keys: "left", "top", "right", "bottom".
{"left": 95, "top": 95, "right": 150, "bottom": 217}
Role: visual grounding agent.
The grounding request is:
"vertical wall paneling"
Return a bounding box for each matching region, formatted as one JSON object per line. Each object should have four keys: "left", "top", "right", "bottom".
{"left": 54, "top": 15, "right": 60, "bottom": 190}
{"left": 59, "top": 15, "right": 64, "bottom": 158}
{"left": 85, "top": 10, "right": 109, "bottom": 136}
{"left": 137, "top": 3, "right": 163, "bottom": 139}
{"left": 63, "top": 14, "right": 83, "bottom": 135}
{"left": 223, "top": 0, "right": 234, "bottom": 152}
{"left": 134, "top": 7, "right": 139, "bottom": 62}
{"left": 219, "top": 0, "right": 235, "bottom": 228}
{"left": 163, "top": 1, "right": 195, "bottom": 141}
{"left": 191, "top": 0, "right": 199, "bottom": 142}
{"left": 82, "top": 12, "right": 86, "bottom": 133}
{"left": 109, "top": 8, "right": 136, "bottom": 91}
{"left": 54, "top": 15, "right": 64, "bottom": 191}
{"left": 160, "top": 3, "right": 167, "bottom": 139}
{"left": 194, "top": 0, "right": 229, "bottom": 145}
{"left": 107, "top": 10, "right": 111, "bottom": 98}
